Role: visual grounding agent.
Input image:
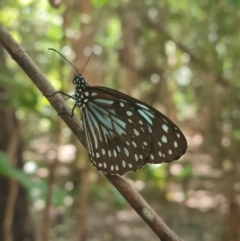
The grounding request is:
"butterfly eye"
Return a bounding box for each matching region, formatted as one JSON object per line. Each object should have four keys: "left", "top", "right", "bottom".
{"left": 72, "top": 75, "right": 77, "bottom": 85}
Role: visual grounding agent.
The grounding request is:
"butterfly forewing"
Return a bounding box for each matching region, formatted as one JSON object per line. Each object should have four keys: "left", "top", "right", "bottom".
{"left": 55, "top": 74, "right": 188, "bottom": 175}
{"left": 82, "top": 90, "right": 152, "bottom": 175}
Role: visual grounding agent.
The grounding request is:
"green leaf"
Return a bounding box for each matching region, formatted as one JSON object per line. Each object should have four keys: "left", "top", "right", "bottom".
{"left": 0, "top": 151, "right": 45, "bottom": 194}
{"left": 177, "top": 166, "right": 192, "bottom": 178}
{"left": 91, "top": 0, "right": 108, "bottom": 8}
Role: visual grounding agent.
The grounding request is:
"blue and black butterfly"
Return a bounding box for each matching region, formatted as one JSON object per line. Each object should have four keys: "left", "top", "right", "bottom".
{"left": 46, "top": 49, "right": 187, "bottom": 175}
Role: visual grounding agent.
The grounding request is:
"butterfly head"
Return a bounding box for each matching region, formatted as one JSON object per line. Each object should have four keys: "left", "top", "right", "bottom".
{"left": 73, "top": 74, "right": 84, "bottom": 85}
{"left": 72, "top": 74, "right": 90, "bottom": 107}
{"left": 73, "top": 74, "right": 89, "bottom": 89}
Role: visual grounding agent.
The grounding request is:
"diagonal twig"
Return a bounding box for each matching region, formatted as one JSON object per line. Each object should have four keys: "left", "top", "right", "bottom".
{"left": 0, "top": 23, "right": 184, "bottom": 241}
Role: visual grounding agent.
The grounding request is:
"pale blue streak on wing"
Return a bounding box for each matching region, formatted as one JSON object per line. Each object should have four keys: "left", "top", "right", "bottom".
{"left": 88, "top": 111, "right": 103, "bottom": 142}
{"left": 85, "top": 108, "right": 98, "bottom": 149}
{"left": 138, "top": 109, "right": 153, "bottom": 125}
{"left": 101, "top": 125, "right": 110, "bottom": 143}
{"left": 89, "top": 104, "right": 114, "bottom": 130}
{"left": 113, "top": 122, "right": 127, "bottom": 135}
{"left": 109, "top": 109, "right": 116, "bottom": 115}
{"left": 93, "top": 99, "right": 114, "bottom": 105}
{"left": 85, "top": 127, "right": 93, "bottom": 155}
{"left": 83, "top": 111, "right": 94, "bottom": 155}
{"left": 89, "top": 102, "right": 110, "bottom": 116}
{"left": 147, "top": 125, "right": 152, "bottom": 133}
{"left": 109, "top": 131, "right": 116, "bottom": 138}
{"left": 143, "top": 109, "right": 155, "bottom": 118}
{"left": 136, "top": 103, "right": 149, "bottom": 110}
{"left": 111, "top": 116, "right": 127, "bottom": 129}
{"left": 110, "top": 112, "right": 127, "bottom": 135}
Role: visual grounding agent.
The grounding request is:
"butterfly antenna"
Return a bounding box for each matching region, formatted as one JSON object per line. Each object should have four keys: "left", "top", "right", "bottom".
{"left": 81, "top": 52, "right": 93, "bottom": 75}
{"left": 48, "top": 48, "right": 80, "bottom": 74}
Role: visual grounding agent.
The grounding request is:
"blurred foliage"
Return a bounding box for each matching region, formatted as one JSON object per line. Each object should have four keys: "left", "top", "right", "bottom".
{"left": 0, "top": 0, "right": 240, "bottom": 241}
{"left": 0, "top": 151, "right": 46, "bottom": 201}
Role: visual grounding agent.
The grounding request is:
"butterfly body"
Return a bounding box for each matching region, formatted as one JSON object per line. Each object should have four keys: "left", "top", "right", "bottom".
{"left": 65, "top": 74, "right": 187, "bottom": 175}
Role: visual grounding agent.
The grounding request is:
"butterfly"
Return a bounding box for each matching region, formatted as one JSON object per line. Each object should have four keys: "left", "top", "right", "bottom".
{"left": 46, "top": 49, "right": 187, "bottom": 175}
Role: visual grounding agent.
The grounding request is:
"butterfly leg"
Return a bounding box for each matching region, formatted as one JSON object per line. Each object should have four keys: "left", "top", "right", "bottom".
{"left": 58, "top": 103, "right": 77, "bottom": 117}
{"left": 44, "top": 91, "right": 75, "bottom": 100}
{"left": 70, "top": 103, "right": 77, "bottom": 117}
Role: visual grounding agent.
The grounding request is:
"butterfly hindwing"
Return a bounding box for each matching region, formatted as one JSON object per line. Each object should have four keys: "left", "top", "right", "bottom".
{"left": 133, "top": 104, "right": 187, "bottom": 165}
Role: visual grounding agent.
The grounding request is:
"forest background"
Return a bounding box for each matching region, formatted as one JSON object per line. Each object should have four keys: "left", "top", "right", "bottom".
{"left": 0, "top": 0, "right": 240, "bottom": 241}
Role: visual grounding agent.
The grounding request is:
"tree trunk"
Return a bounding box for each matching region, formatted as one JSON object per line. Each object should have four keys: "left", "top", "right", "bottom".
{"left": 0, "top": 44, "right": 35, "bottom": 241}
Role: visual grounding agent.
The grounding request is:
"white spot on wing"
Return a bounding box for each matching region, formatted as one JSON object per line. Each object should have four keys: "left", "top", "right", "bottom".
{"left": 126, "top": 111, "right": 133, "bottom": 116}
{"left": 122, "top": 160, "right": 126, "bottom": 168}
{"left": 133, "top": 129, "right": 140, "bottom": 136}
{"left": 174, "top": 141, "right": 178, "bottom": 148}
{"left": 162, "top": 124, "right": 169, "bottom": 133}
{"left": 134, "top": 154, "right": 138, "bottom": 162}
{"left": 132, "top": 141, "right": 137, "bottom": 148}
{"left": 136, "top": 103, "right": 149, "bottom": 110}
{"left": 161, "top": 135, "right": 167, "bottom": 143}
{"left": 124, "top": 147, "right": 129, "bottom": 157}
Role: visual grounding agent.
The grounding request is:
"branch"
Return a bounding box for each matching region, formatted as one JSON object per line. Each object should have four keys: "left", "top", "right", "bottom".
{"left": 0, "top": 23, "right": 183, "bottom": 241}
